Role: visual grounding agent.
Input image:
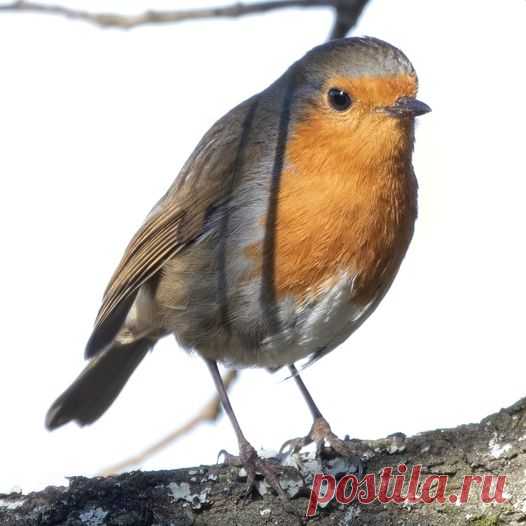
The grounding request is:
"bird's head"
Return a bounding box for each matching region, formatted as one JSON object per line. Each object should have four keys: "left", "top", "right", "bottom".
{"left": 289, "top": 37, "right": 431, "bottom": 166}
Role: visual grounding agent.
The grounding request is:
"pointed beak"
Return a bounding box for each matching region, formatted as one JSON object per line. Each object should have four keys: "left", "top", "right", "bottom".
{"left": 382, "top": 96, "right": 431, "bottom": 118}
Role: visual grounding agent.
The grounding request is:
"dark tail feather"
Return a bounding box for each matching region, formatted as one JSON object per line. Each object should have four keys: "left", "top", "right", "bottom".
{"left": 45, "top": 338, "right": 151, "bottom": 430}
{"left": 85, "top": 291, "right": 138, "bottom": 359}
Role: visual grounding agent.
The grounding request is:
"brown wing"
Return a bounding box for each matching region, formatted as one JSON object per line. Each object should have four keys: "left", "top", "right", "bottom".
{"left": 95, "top": 200, "right": 186, "bottom": 330}
{"left": 84, "top": 199, "right": 192, "bottom": 358}
{"left": 85, "top": 97, "right": 255, "bottom": 358}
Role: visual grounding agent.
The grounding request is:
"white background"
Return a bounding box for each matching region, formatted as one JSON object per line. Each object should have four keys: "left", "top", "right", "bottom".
{"left": 0, "top": 0, "right": 525, "bottom": 494}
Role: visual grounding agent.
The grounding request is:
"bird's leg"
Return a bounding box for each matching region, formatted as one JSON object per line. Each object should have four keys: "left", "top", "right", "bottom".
{"left": 280, "top": 364, "right": 364, "bottom": 476}
{"left": 205, "top": 359, "right": 289, "bottom": 501}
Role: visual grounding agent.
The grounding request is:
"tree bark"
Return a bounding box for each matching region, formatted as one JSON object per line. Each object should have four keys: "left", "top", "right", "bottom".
{"left": 2, "top": 397, "right": 526, "bottom": 525}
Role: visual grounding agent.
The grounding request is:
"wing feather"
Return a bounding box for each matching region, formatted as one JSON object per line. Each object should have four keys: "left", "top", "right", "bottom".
{"left": 84, "top": 97, "right": 254, "bottom": 358}
{"left": 94, "top": 202, "right": 185, "bottom": 330}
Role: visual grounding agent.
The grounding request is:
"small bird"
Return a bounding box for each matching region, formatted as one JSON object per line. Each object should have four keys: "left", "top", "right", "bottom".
{"left": 46, "top": 37, "right": 430, "bottom": 497}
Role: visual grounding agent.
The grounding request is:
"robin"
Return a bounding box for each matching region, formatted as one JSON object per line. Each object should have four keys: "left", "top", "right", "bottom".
{"left": 46, "top": 36, "right": 430, "bottom": 498}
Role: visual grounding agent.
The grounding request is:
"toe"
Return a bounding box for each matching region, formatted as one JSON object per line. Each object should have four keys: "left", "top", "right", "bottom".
{"left": 217, "top": 449, "right": 242, "bottom": 466}
{"left": 279, "top": 435, "right": 311, "bottom": 455}
{"left": 256, "top": 459, "right": 289, "bottom": 502}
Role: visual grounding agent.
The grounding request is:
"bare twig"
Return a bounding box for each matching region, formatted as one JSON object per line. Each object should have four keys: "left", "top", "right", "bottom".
{"left": 100, "top": 369, "right": 238, "bottom": 476}
{"left": 331, "top": 0, "right": 371, "bottom": 39}
{"left": 0, "top": 0, "right": 370, "bottom": 37}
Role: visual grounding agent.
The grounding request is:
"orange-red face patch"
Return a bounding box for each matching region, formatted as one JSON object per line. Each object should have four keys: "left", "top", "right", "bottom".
{"left": 267, "top": 74, "right": 419, "bottom": 305}
{"left": 327, "top": 73, "right": 417, "bottom": 110}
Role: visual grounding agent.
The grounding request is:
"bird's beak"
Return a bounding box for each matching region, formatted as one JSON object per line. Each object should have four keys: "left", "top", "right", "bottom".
{"left": 382, "top": 96, "right": 431, "bottom": 118}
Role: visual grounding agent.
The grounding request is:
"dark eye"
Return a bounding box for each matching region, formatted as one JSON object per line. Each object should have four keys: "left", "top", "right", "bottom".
{"left": 328, "top": 88, "right": 352, "bottom": 111}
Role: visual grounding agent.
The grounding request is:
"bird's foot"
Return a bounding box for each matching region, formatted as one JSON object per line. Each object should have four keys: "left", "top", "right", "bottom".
{"left": 280, "top": 416, "right": 365, "bottom": 477}
{"left": 218, "top": 440, "right": 291, "bottom": 503}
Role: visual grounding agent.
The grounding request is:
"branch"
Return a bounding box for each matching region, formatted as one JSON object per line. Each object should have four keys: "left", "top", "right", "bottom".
{"left": 3, "top": 397, "right": 526, "bottom": 525}
{"left": 0, "top": 0, "right": 370, "bottom": 37}
{"left": 99, "top": 369, "right": 238, "bottom": 476}
{"left": 331, "top": 0, "right": 371, "bottom": 39}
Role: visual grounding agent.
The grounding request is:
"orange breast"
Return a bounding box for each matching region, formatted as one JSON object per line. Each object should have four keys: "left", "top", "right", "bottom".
{"left": 271, "top": 105, "right": 418, "bottom": 306}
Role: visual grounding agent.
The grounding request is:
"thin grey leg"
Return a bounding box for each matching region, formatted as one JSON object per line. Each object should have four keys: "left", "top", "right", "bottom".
{"left": 206, "top": 358, "right": 247, "bottom": 443}
{"left": 284, "top": 363, "right": 364, "bottom": 477}
{"left": 289, "top": 364, "right": 323, "bottom": 420}
{"left": 205, "top": 358, "right": 290, "bottom": 501}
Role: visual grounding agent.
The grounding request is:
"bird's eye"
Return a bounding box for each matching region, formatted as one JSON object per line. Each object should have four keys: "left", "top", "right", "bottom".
{"left": 328, "top": 88, "right": 352, "bottom": 111}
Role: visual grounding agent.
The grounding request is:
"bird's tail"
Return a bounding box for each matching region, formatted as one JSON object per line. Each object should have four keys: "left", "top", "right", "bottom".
{"left": 45, "top": 338, "right": 152, "bottom": 430}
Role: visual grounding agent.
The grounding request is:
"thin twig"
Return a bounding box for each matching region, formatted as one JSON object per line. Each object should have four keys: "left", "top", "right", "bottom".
{"left": 331, "top": 0, "right": 370, "bottom": 39}
{"left": 99, "top": 369, "right": 238, "bottom": 476}
{"left": 0, "top": 0, "right": 370, "bottom": 37}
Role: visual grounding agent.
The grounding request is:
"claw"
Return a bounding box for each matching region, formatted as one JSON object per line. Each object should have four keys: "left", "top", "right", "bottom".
{"left": 216, "top": 449, "right": 233, "bottom": 464}
{"left": 280, "top": 417, "right": 366, "bottom": 478}
{"left": 279, "top": 435, "right": 311, "bottom": 455}
{"left": 217, "top": 441, "right": 293, "bottom": 503}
